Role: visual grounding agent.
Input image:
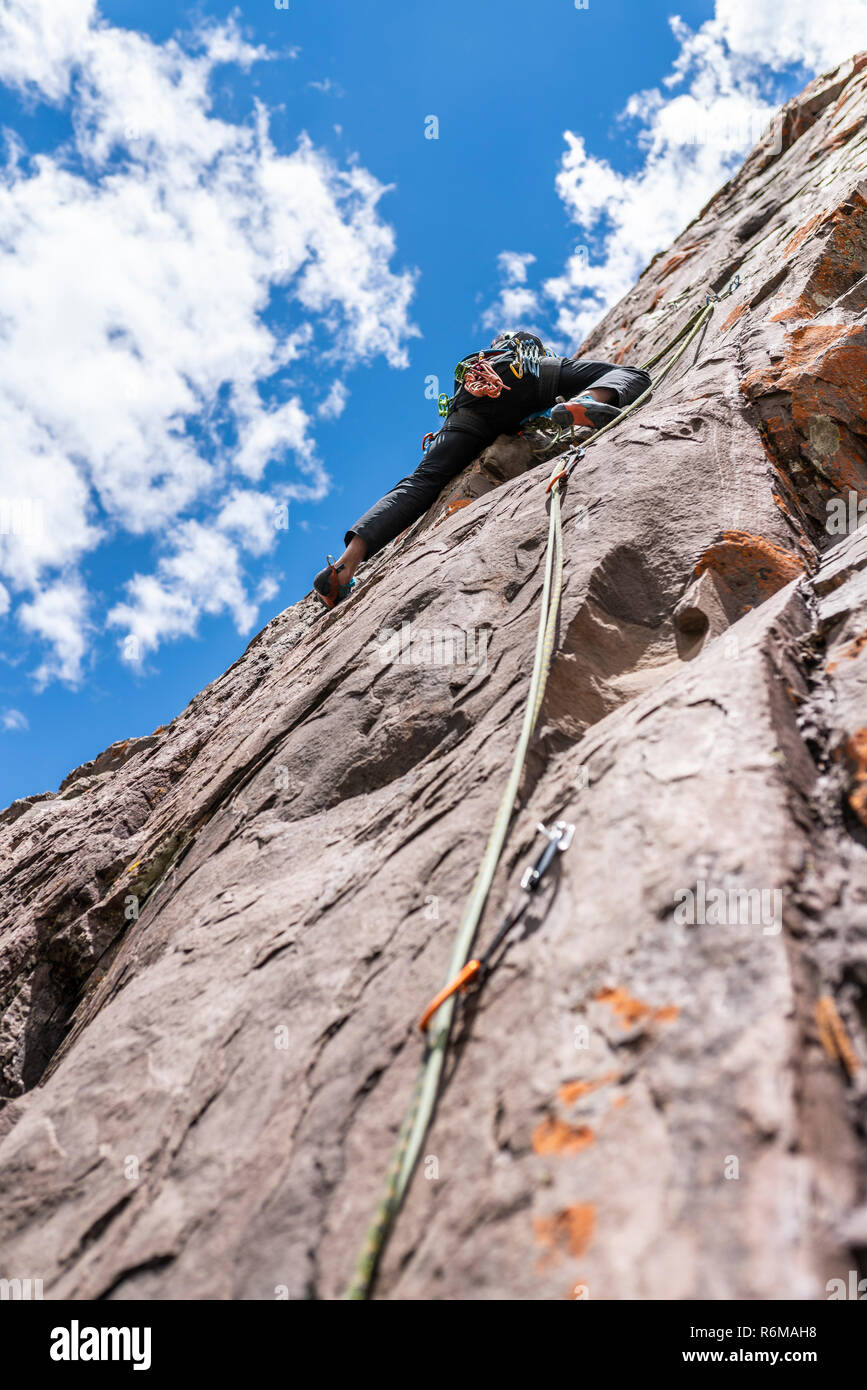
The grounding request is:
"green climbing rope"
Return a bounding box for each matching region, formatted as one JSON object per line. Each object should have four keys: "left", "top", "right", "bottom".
{"left": 345, "top": 470, "right": 565, "bottom": 1301}
{"left": 344, "top": 275, "right": 738, "bottom": 1300}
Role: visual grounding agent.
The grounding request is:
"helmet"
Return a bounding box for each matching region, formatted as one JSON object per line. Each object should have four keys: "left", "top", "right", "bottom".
{"left": 490, "top": 329, "right": 545, "bottom": 354}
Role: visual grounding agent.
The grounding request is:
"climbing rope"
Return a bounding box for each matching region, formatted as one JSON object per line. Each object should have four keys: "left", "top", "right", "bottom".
{"left": 344, "top": 474, "right": 564, "bottom": 1300}
{"left": 463, "top": 357, "right": 513, "bottom": 399}
{"left": 344, "top": 273, "right": 739, "bottom": 1300}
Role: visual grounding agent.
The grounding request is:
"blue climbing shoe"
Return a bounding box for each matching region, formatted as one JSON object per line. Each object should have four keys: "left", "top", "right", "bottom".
{"left": 548, "top": 394, "right": 621, "bottom": 431}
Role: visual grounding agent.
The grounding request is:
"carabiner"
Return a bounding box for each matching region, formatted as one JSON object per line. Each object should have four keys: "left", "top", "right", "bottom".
{"left": 520, "top": 821, "right": 575, "bottom": 891}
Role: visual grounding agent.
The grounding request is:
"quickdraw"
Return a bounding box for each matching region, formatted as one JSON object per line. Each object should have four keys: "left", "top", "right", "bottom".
{"left": 517, "top": 337, "right": 543, "bottom": 379}
{"left": 418, "top": 821, "right": 575, "bottom": 1032}
{"left": 705, "top": 273, "right": 740, "bottom": 305}
{"left": 508, "top": 336, "right": 543, "bottom": 380}
{"left": 437, "top": 392, "right": 451, "bottom": 417}
{"left": 421, "top": 431, "right": 437, "bottom": 452}
{"left": 544, "top": 445, "right": 585, "bottom": 493}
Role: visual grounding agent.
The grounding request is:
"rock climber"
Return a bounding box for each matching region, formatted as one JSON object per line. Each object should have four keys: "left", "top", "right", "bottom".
{"left": 313, "top": 330, "right": 651, "bottom": 609}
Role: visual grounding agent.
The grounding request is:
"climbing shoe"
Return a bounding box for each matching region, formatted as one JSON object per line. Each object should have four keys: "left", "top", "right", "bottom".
{"left": 548, "top": 393, "right": 621, "bottom": 432}
{"left": 313, "top": 556, "right": 357, "bottom": 610}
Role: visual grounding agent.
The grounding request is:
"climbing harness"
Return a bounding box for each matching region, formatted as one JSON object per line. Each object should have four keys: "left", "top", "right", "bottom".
{"left": 438, "top": 332, "right": 549, "bottom": 419}
{"left": 417, "top": 821, "right": 575, "bottom": 1032}
{"left": 345, "top": 271, "right": 741, "bottom": 1300}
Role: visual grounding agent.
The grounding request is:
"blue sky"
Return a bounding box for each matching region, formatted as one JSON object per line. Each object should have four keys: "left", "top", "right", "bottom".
{"left": 0, "top": 0, "right": 861, "bottom": 805}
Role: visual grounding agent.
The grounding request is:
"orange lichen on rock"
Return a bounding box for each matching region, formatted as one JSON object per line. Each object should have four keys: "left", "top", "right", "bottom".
{"left": 595, "top": 987, "right": 680, "bottom": 1029}
{"left": 816, "top": 117, "right": 867, "bottom": 156}
{"left": 558, "top": 1071, "right": 620, "bottom": 1105}
{"left": 534, "top": 1204, "right": 596, "bottom": 1265}
{"left": 782, "top": 211, "right": 825, "bottom": 260}
{"left": 741, "top": 322, "right": 867, "bottom": 507}
{"left": 755, "top": 324, "right": 867, "bottom": 383}
{"left": 595, "top": 986, "right": 652, "bottom": 1027}
{"left": 655, "top": 250, "right": 697, "bottom": 282}
{"left": 532, "top": 1118, "right": 596, "bottom": 1156}
{"left": 772, "top": 194, "right": 867, "bottom": 323}
{"left": 841, "top": 727, "right": 867, "bottom": 827}
{"left": 827, "top": 630, "right": 867, "bottom": 672}
{"left": 694, "top": 530, "right": 804, "bottom": 603}
{"left": 613, "top": 337, "right": 637, "bottom": 364}
{"left": 720, "top": 301, "right": 749, "bottom": 333}
{"left": 442, "top": 498, "right": 473, "bottom": 517}
{"left": 815, "top": 994, "right": 860, "bottom": 1079}
{"left": 653, "top": 1005, "right": 681, "bottom": 1024}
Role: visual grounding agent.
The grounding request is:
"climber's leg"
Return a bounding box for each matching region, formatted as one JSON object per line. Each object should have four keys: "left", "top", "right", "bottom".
{"left": 548, "top": 359, "right": 652, "bottom": 431}
{"left": 330, "top": 533, "right": 367, "bottom": 578}
{"left": 558, "top": 359, "right": 652, "bottom": 406}
{"left": 342, "top": 421, "right": 493, "bottom": 564}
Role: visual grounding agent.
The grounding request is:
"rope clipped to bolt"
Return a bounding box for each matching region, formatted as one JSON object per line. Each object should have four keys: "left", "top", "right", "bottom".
{"left": 344, "top": 271, "right": 741, "bottom": 1301}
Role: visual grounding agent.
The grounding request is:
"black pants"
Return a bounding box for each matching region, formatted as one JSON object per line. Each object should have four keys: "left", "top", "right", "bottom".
{"left": 347, "top": 357, "right": 651, "bottom": 556}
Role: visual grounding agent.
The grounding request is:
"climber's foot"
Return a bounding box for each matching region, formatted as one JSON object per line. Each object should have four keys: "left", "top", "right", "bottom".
{"left": 313, "top": 556, "right": 357, "bottom": 610}
{"left": 549, "top": 393, "right": 621, "bottom": 432}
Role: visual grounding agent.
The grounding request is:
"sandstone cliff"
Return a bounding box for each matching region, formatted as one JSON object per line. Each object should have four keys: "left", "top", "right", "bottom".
{"left": 1, "top": 55, "right": 866, "bottom": 1301}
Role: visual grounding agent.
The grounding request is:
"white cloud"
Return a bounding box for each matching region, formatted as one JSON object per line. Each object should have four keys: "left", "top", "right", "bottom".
{"left": 481, "top": 250, "right": 543, "bottom": 334}
{"left": 1, "top": 707, "right": 28, "bottom": 731}
{"left": 683, "top": 0, "right": 865, "bottom": 76}
{"left": 18, "top": 578, "right": 90, "bottom": 686}
{"left": 317, "top": 380, "right": 349, "bottom": 419}
{"left": 0, "top": 0, "right": 95, "bottom": 103}
{"left": 486, "top": 0, "right": 867, "bottom": 347}
{"left": 216, "top": 489, "right": 286, "bottom": 555}
{"left": 497, "top": 251, "right": 536, "bottom": 284}
{"left": 308, "top": 79, "right": 344, "bottom": 97}
{"left": 256, "top": 575, "right": 280, "bottom": 604}
{"left": 546, "top": 25, "right": 782, "bottom": 344}
{"left": 0, "top": 2, "right": 417, "bottom": 682}
{"left": 108, "top": 520, "right": 258, "bottom": 661}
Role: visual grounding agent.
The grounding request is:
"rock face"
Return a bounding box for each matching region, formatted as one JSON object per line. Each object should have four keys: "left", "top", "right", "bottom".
{"left": 1, "top": 56, "right": 866, "bottom": 1301}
